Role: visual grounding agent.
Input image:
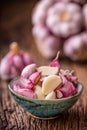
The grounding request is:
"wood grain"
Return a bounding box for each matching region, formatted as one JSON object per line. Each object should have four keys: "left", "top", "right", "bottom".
{"left": 0, "top": 0, "right": 87, "bottom": 130}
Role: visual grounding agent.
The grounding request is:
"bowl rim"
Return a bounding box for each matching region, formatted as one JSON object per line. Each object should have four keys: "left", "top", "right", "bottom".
{"left": 8, "top": 77, "right": 84, "bottom": 102}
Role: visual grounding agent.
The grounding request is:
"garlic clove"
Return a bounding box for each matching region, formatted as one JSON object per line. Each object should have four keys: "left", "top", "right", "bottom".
{"left": 34, "top": 85, "right": 45, "bottom": 100}
{"left": 42, "top": 75, "right": 62, "bottom": 95}
{"left": 45, "top": 91, "right": 56, "bottom": 100}
{"left": 37, "top": 66, "right": 58, "bottom": 76}
{"left": 29, "top": 72, "right": 41, "bottom": 84}
{"left": 21, "top": 64, "right": 37, "bottom": 79}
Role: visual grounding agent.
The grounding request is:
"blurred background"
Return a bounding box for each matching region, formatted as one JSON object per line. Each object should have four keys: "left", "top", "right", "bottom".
{"left": 0, "top": 0, "right": 45, "bottom": 63}
{"left": 0, "top": 0, "right": 38, "bottom": 41}
{"left": 0, "top": 0, "right": 87, "bottom": 71}
{"left": 1, "top": 0, "right": 87, "bottom": 62}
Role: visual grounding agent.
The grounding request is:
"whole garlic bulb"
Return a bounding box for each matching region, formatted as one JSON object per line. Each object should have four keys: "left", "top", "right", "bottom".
{"left": 32, "top": 0, "right": 87, "bottom": 61}
{"left": 46, "top": 2, "right": 82, "bottom": 38}
{"left": 63, "top": 32, "right": 87, "bottom": 61}
{"left": 32, "top": 24, "right": 62, "bottom": 58}
{"left": 0, "top": 42, "right": 37, "bottom": 80}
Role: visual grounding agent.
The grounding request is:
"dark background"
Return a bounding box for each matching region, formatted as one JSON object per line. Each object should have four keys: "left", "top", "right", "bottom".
{"left": 0, "top": 0, "right": 48, "bottom": 64}
{"left": 0, "top": 0, "right": 38, "bottom": 43}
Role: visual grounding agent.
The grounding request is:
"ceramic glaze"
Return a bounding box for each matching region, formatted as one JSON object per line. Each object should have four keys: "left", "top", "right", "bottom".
{"left": 8, "top": 79, "right": 83, "bottom": 119}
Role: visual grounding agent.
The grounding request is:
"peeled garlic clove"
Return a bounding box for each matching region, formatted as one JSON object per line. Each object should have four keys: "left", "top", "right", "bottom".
{"left": 42, "top": 75, "right": 62, "bottom": 95}
{"left": 34, "top": 85, "right": 45, "bottom": 100}
{"left": 45, "top": 91, "right": 56, "bottom": 100}
{"left": 29, "top": 72, "right": 41, "bottom": 84}
{"left": 21, "top": 64, "right": 37, "bottom": 78}
{"left": 56, "top": 90, "right": 63, "bottom": 99}
{"left": 37, "top": 66, "right": 58, "bottom": 76}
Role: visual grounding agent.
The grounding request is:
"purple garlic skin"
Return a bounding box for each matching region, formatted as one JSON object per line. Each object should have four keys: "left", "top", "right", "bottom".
{"left": 0, "top": 43, "right": 37, "bottom": 80}
{"left": 32, "top": 24, "right": 50, "bottom": 40}
{"left": 32, "top": 23, "right": 62, "bottom": 59}
{"left": 83, "top": 4, "right": 87, "bottom": 30}
{"left": 32, "top": 1, "right": 82, "bottom": 38}
{"left": 56, "top": 69, "right": 77, "bottom": 97}
{"left": 13, "top": 80, "right": 36, "bottom": 99}
{"left": 32, "top": 0, "right": 57, "bottom": 25}
{"left": 63, "top": 32, "right": 87, "bottom": 61}
{"left": 32, "top": 0, "right": 87, "bottom": 60}
{"left": 12, "top": 53, "right": 78, "bottom": 99}
{"left": 46, "top": 2, "right": 82, "bottom": 38}
{"left": 60, "top": 0, "right": 87, "bottom": 5}
{"left": 59, "top": 81, "right": 77, "bottom": 97}
{"left": 36, "top": 35, "right": 62, "bottom": 59}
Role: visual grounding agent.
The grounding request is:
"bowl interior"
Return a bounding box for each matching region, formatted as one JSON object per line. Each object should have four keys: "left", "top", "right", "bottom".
{"left": 8, "top": 77, "right": 83, "bottom": 102}
{"left": 8, "top": 78, "right": 83, "bottom": 119}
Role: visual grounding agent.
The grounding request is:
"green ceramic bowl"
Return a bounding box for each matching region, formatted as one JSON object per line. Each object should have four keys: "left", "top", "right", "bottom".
{"left": 8, "top": 78, "right": 83, "bottom": 119}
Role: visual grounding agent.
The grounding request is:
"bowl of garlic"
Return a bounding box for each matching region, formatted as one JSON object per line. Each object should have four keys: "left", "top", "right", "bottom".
{"left": 8, "top": 53, "right": 83, "bottom": 119}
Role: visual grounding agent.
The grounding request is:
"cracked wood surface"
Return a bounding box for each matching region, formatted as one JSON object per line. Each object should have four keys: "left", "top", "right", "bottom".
{"left": 0, "top": 0, "right": 87, "bottom": 130}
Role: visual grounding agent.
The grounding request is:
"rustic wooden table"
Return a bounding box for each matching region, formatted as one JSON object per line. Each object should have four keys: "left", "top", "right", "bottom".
{"left": 0, "top": 0, "right": 87, "bottom": 130}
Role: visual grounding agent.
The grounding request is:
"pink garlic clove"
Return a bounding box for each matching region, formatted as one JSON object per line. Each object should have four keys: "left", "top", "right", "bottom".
{"left": 70, "top": 75, "right": 77, "bottom": 83}
{"left": 21, "top": 64, "right": 37, "bottom": 79}
{"left": 59, "top": 81, "right": 77, "bottom": 97}
{"left": 13, "top": 78, "right": 36, "bottom": 98}
{"left": 20, "top": 78, "right": 35, "bottom": 89}
{"left": 13, "top": 85, "right": 36, "bottom": 99}
{"left": 50, "top": 52, "right": 60, "bottom": 70}
{"left": 59, "top": 74, "right": 67, "bottom": 84}
{"left": 14, "top": 78, "right": 35, "bottom": 89}
{"left": 59, "top": 69, "right": 77, "bottom": 84}
{"left": 29, "top": 72, "right": 41, "bottom": 85}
